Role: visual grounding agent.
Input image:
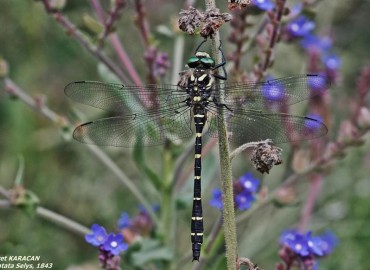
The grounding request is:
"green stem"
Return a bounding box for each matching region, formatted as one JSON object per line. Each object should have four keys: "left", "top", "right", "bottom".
{"left": 205, "top": 1, "right": 238, "bottom": 268}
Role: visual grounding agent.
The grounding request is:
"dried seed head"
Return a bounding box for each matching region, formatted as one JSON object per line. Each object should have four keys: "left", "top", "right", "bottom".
{"left": 178, "top": 7, "right": 203, "bottom": 35}
{"left": 228, "top": 0, "right": 252, "bottom": 10}
{"left": 200, "top": 8, "right": 232, "bottom": 38}
{"left": 178, "top": 7, "right": 231, "bottom": 38}
{"left": 250, "top": 139, "right": 282, "bottom": 174}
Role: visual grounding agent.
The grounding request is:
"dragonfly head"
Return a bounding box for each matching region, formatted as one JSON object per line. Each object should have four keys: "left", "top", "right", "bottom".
{"left": 187, "top": 52, "right": 215, "bottom": 69}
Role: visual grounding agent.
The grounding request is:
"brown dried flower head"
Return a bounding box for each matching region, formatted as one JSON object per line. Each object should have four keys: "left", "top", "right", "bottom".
{"left": 178, "top": 7, "right": 232, "bottom": 38}
{"left": 250, "top": 139, "right": 282, "bottom": 174}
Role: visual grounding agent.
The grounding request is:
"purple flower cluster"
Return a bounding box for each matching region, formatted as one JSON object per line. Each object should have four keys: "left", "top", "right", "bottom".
{"left": 144, "top": 47, "right": 170, "bottom": 79}
{"left": 284, "top": 9, "right": 341, "bottom": 81}
{"left": 279, "top": 229, "right": 337, "bottom": 269}
{"left": 286, "top": 16, "right": 316, "bottom": 38}
{"left": 262, "top": 76, "right": 285, "bottom": 101}
{"left": 117, "top": 206, "right": 157, "bottom": 237}
{"left": 209, "top": 172, "right": 260, "bottom": 211}
{"left": 304, "top": 113, "right": 324, "bottom": 132}
{"left": 85, "top": 224, "right": 128, "bottom": 256}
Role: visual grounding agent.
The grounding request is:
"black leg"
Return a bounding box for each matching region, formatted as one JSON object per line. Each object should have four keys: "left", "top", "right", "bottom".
{"left": 195, "top": 39, "right": 208, "bottom": 54}
{"left": 212, "top": 96, "right": 233, "bottom": 111}
{"left": 212, "top": 41, "right": 228, "bottom": 80}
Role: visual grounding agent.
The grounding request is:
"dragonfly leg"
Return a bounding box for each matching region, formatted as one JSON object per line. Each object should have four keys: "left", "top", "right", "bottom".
{"left": 212, "top": 41, "right": 228, "bottom": 80}
{"left": 212, "top": 96, "right": 233, "bottom": 111}
{"left": 195, "top": 39, "right": 208, "bottom": 53}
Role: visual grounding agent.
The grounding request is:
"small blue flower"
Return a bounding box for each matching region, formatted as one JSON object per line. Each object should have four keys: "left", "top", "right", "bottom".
{"left": 305, "top": 113, "right": 323, "bottom": 131}
{"left": 262, "top": 77, "right": 285, "bottom": 101}
{"left": 308, "top": 74, "right": 328, "bottom": 93}
{"left": 252, "top": 0, "right": 274, "bottom": 11}
{"left": 102, "top": 233, "right": 128, "bottom": 256}
{"left": 290, "top": 3, "right": 303, "bottom": 17}
{"left": 280, "top": 229, "right": 337, "bottom": 259}
{"left": 286, "top": 16, "right": 315, "bottom": 38}
{"left": 280, "top": 229, "right": 310, "bottom": 257}
{"left": 209, "top": 189, "right": 223, "bottom": 209}
{"left": 307, "top": 232, "right": 324, "bottom": 256}
{"left": 235, "top": 192, "right": 255, "bottom": 210}
{"left": 85, "top": 224, "right": 108, "bottom": 247}
{"left": 300, "top": 34, "right": 332, "bottom": 52}
{"left": 317, "top": 231, "right": 338, "bottom": 255}
{"left": 117, "top": 212, "right": 131, "bottom": 229}
{"left": 239, "top": 172, "right": 260, "bottom": 193}
{"left": 322, "top": 54, "right": 341, "bottom": 71}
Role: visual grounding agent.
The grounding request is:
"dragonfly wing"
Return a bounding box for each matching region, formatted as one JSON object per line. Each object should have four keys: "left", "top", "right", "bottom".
{"left": 65, "top": 81, "right": 188, "bottom": 114}
{"left": 223, "top": 74, "right": 330, "bottom": 110}
{"left": 224, "top": 109, "right": 328, "bottom": 144}
{"left": 72, "top": 111, "right": 193, "bottom": 147}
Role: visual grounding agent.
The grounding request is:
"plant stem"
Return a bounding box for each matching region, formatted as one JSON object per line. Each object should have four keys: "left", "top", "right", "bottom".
{"left": 205, "top": 0, "right": 238, "bottom": 268}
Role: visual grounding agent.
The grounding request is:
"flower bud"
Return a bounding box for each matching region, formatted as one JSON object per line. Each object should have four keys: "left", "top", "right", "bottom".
{"left": 0, "top": 57, "right": 9, "bottom": 78}
{"left": 274, "top": 187, "right": 297, "bottom": 206}
{"left": 291, "top": 148, "right": 311, "bottom": 173}
{"left": 338, "top": 120, "right": 358, "bottom": 145}
{"left": 357, "top": 107, "right": 370, "bottom": 129}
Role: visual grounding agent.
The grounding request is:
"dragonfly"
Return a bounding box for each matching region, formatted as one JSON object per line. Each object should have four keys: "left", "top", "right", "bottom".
{"left": 65, "top": 49, "right": 329, "bottom": 261}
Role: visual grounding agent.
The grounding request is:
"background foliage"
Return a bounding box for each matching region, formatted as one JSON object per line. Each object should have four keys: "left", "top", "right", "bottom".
{"left": 1, "top": 0, "right": 370, "bottom": 269}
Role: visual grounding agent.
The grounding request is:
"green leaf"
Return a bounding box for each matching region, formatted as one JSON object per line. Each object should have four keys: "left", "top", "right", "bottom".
{"left": 133, "top": 128, "right": 162, "bottom": 189}
{"left": 213, "top": 255, "right": 227, "bottom": 270}
{"left": 176, "top": 152, "right": 216, "bottom": 208}
{"left": 130, "top": 239, "right": 174, "bottom": 266}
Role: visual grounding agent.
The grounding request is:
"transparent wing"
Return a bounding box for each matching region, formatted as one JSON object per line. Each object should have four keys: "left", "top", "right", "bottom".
{"left": 205, "top": 106, "right": 327, "bottom": 144}
{"left": 64, "top": 81, "right": 188, "bottom": 115}
{"left": 72, "top": 109, "right": 193, "bottom": 147}
{"left": 222, "top": 74, "right": 330, "bottom": 109}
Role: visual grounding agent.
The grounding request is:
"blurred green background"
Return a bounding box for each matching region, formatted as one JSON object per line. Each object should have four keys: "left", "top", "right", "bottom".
{"left": 1, "top": 0, "right": 370, "bottom": 269}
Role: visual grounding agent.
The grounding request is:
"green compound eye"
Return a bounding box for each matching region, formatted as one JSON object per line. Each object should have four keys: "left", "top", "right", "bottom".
{"left": 188, "top": 57, "right": 199, "bottom": 64}
{"left": 200, "top": 57, "right": 215, "bottom": 66}
{"left": 187, "top": 57, "right": 200, "bottom": 68}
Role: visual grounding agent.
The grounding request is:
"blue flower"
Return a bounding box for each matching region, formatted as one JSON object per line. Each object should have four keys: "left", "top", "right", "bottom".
{"left": 117, "top": 212, "right": 131, "bottom": 229}
{"left": 317, "top": 231, "right": 338, "bottom": 255}
{"left": 239, "top": 172, "right": 260, "bottom": 193}
{"left": 102, "top": 233, "right": 128, "bottom": 256}
{"left": 304, "top": 113, "right": 323, "bottom": 131}
{"left": 280, "top": 229, "right": 312, "bottom": 256}
{"left": 209, "top": 189, "right": 223, "bottom": 209}
{"left": 85, "top": 224, "right": 108, "bottom": 247}
{"left": 322, "top": 54, "right": 341, "bottom": 71}
{"left": 235, "top": 192, "right": 255, "bottom": 210}
{"left": 252, "top": 0, "right": 274, "bottom": 11}
{"left": 290, "top": 3, "right": 303, "bottom": 17}
{"left": 286, "top": 16, "right": 315, "bottom": 38}
{"left": 308, "top": 74, "right": 328, "bottom": 93}
{"left": 262, "top": 77, "right": 285, "bottom": 101}
{"left": 280, "top": 229, "right": 337, "bottom": 258}
{"left": 210, "top": 173, "right": 260, "bottom": 211}
{"left": 307, "top": 232, "right": 324, "bottom": 256}
{"left": 300, "top": 34, "right": 332, "bottom": 52}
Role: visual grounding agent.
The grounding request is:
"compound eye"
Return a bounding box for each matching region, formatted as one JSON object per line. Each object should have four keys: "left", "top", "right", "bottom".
{"left": 200, "top": 57, "right": 215, "bottom": 67}
{"left": 187, "top": 57, "right": 199, "bottom": 68}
